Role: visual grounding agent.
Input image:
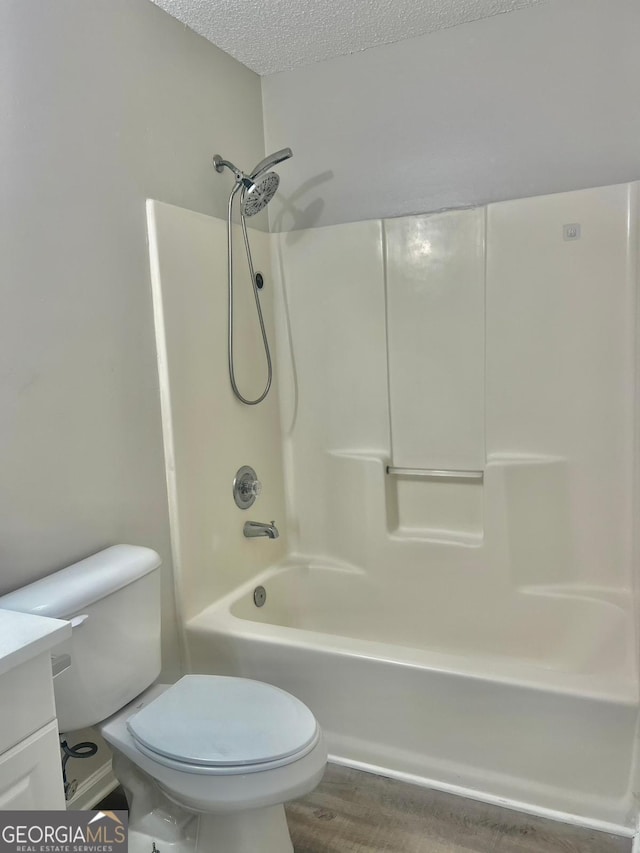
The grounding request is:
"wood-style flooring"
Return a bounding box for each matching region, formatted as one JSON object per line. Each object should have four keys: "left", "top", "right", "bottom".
{"left": 285, "top": 765, "right": 632, "bottom": 853}
{"left": 98, "top": 764, "right": 632, "bottom": 853}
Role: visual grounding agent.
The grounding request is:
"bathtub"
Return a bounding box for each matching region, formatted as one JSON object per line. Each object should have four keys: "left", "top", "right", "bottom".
{"left": 187, "top": 562, "right": 639, "bottom": 831}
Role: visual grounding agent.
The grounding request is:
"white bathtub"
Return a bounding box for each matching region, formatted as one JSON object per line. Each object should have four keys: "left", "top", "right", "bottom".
{"left": 187, "top": 562, "right": 639, "bottom": 831}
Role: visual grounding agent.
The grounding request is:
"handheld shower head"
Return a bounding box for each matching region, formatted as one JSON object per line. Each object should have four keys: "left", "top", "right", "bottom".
{"left": 212, "top": 146, "right": 292, "bottom": 405}
{"left": 249, "top": 148, "right": 293, "bottom": 180}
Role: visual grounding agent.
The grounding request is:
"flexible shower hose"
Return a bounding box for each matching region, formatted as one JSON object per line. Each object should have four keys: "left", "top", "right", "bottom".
{"left": 225, "top": 182, "right": 273, "bottom": 405}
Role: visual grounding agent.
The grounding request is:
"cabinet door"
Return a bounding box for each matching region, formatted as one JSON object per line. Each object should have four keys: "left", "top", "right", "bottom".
{"left": 0, "top": 654, "right": 57, "bottom": 755}
{"left": 0, "top": 720, "right": 65, "bottom": 810}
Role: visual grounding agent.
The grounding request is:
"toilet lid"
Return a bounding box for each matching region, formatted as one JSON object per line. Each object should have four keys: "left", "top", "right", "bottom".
{"left": 126, "top": 675, "right": 319, "bottom": 768}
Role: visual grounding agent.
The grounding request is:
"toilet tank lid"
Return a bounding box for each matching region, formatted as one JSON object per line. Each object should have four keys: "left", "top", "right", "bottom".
{"left": 0, "top": 545, "right": 161, "bottom": 619}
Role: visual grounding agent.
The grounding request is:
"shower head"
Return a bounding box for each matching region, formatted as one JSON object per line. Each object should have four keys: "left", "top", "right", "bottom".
{"left": 249, "top": 148, "right": 293, "bottom": 180}
{"left": 213, "top": 148, "right": 292, "bottom": 217}
{"left": 241, "top": 172, "right": 280, "bottom": 217}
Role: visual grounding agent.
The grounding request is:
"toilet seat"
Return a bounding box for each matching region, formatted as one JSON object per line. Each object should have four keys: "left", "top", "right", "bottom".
{"left": 100, "top": 680, "right": 327, "bottom": 814}
{"left": 126, "top": 675, "right": 320, "bottom": 775}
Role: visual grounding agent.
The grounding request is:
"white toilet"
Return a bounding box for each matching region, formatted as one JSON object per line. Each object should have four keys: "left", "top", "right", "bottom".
{"left": 0, "top": 545, "right": 326, "bottom": 853}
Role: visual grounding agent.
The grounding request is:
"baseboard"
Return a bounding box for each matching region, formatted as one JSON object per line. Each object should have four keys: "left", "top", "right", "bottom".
{"left": 328, "top": 754, "right": 635, "bottom": 840}
{"left": 66, "top": 759, "right": 118, "bottom": 811}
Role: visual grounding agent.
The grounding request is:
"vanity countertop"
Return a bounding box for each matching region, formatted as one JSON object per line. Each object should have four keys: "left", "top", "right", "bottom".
{"left": 0, "top": 609, "right": 71, "bottom": 677}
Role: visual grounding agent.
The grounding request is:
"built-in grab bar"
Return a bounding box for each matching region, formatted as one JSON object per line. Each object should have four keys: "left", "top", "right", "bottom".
{"left": 386, "top": 466, "right": 484, "bottom": 480}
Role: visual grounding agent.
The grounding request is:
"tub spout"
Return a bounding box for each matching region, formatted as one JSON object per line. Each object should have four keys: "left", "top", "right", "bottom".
{"left": 244, "top": 520, "right": 279, "bottom": 539}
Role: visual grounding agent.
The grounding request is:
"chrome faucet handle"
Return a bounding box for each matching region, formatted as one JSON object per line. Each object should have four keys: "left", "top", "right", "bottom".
{"left": 233, "top": 465, "right": 261, "bottom": 509}
{"left": 240, "top": 479, "right": 262, "bottom": 499}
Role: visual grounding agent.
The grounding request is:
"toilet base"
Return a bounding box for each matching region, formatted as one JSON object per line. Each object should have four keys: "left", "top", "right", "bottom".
{"left": 196, "top": 806, "right": 293, "bottom": 853}
{"left": 114, "top": 752, "right": 295, "bottom": 853}
{"left": 126, "top": 805, "right": 293, "bottom": 853}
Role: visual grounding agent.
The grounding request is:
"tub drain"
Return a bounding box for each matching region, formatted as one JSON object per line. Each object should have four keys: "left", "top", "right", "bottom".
{"left": 253, "top": 585, "right": 267, "bottom": 607}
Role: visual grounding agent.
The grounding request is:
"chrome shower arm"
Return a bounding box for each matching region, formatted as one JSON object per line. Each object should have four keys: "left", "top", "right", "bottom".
{"left": 212, "top": 155, "right": 251, "bottom": 187}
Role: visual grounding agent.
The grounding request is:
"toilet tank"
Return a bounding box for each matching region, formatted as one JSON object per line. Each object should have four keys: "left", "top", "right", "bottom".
{"left": 0, "top": 545, "right": 162, "bottom": 733}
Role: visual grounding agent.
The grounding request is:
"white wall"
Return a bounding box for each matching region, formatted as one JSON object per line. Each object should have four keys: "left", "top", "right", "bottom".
{"left": 0, "top": 0, "right": 266, "bottom": 681}
{"left": 262, "top": 0, "right": 640, "bottom": 230}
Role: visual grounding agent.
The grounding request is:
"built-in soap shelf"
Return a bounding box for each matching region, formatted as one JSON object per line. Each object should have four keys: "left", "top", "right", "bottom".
{"left": 385, "top": 463, "right": 484, "bottom": 545}
{"left": 388, "top": 526, "right": 484, "bottom": 547}
{"left": 386, "top": 466, "right": 484, "bottom": 481}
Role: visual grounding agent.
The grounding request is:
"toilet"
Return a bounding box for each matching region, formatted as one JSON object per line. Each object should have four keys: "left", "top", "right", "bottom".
{"left": 0, "top": 545, "right": 326, "bottom": 853}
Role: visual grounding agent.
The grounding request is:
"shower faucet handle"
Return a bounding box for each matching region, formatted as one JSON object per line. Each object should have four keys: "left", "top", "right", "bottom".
{"left": 233, "top": 465, "right": 261, "bottom": 509}
{"left": 240, "top": 478, "right": 262, "bottom": 499}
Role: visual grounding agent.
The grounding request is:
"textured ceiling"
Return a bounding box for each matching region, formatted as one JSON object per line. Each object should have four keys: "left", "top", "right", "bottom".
{"left": 150, "top": 0, "right": 545, "bottom": 75}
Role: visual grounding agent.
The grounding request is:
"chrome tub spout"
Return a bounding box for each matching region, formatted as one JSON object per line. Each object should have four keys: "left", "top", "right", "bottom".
{"left": 243, "top": 520, "right": 279, "bottom": 539}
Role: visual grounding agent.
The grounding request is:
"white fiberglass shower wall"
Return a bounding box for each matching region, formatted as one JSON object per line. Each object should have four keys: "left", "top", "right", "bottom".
{"left": 150, "top": 180, "right": 640, "bottom": 831}
{"left": 273, "top": 182, "right": 637, "bottom": 625}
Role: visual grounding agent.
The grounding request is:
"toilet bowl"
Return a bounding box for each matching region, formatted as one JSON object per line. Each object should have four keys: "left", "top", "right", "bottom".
{"left": 99, "top": 677, "right": 327, "bottom": 853}
{"left": 0, "top": 546, "right": 327, "bottom": 853}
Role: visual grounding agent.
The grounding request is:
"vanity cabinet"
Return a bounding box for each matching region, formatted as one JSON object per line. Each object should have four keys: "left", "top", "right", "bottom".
{"left": 0, "top": 720, "right": 63, "bottom": 809}
{"left": 0, "top": 610, "right": 71, "bottom": 810}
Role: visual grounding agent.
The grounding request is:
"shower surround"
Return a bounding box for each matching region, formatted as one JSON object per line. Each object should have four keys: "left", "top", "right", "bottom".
{"left": 148, "top": 181, "right": 640, "bottom": 833}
